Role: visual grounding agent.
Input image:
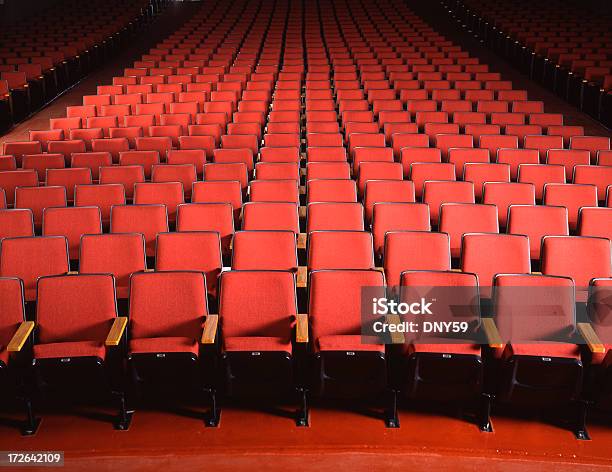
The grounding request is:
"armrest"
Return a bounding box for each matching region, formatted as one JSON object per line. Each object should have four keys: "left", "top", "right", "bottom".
{"left": 481, "top": 318, "right": 503, "bottom": 349}
{"left": 7, "top": 321, "right": 35, "bottom": 352}
{"left": 297, "top": 266, "right": 307, "bottom": 288}
{"left": 297, "top": 233, "right": 307, "bottom": 249}
{"left": 105, "top": 317, "right": 128, "bottom": 346}
{"left": 296, "top": 314, "right": 308, "bottom": 343}
{"left": 386, "top": 314, "right": 405, "bottom": 345}
{"left": 577, "top": 322, "right": 605, "bottom": 354}
{"left": 201, "top": 314, "right": 219, "bottom": 344}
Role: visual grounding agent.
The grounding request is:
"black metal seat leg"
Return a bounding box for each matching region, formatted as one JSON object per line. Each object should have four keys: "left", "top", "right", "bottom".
{"left": 295, "top": 386, "right": 309, "bottom": 427}
{"left": 573, "top": 399, "right": 590, "bottom": 441}
{"left": 385, "top": 389, "right": 400, "bottom": 428}
{"left": 20, "top": 396, "right": 41, "bottom": 436}
{"left": 478, "top": 393, "right": 493, "bottom": 432}
{"left": 204, "top": 387, "right": 220, "bottom": 427}
{"left": 113, "top": 390, "right": 134, "bottom": 431}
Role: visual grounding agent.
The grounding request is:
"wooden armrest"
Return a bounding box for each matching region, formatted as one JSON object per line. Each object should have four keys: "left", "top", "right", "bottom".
{"left": 577, "top": 322, "right": 605, "bottom": 354}
{"left": 201, "top": 314, "right": 218, "bottom": 344}
{"left": 104, "top": 316, "right": 127, "bottom": 346}
{"left": 297, "top": 266, "right": 307, "bottom": 288}
{"left": 296, "top": 314, "right": 308, "bottom": 343}
{"left": 298, "top": 206, "right": 307, "bottom": 219}
{"left": 105, "top": 317, "right": 127, "bottom": 346}
{"left": 481, "top": 318, "right": 503, "bottom": 349}
{"left": 374, "top": 266, "right": 384, "bottom": 273}
{"left": 297, "top": 233, "right": 306, "bottom": 249}
{"left": 299, "top": 186, "right": 306, "bottom": 195}
{"left": 386, "top": 314, "right": 405, "bottom": 345}
{"left": 7, "top": 321, "right": 35, "bottom": 352}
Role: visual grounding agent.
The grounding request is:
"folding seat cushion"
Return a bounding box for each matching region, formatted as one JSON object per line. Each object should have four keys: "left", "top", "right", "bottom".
{"left": 460, "top": 233, "right": 531, "bottom": 299}
{"left": 213, "top": 148, "right": 254, "bottom": 173}
{"left": 357, "top": 162, "right": 403, "bottom": 198}
{"left": 507, "top": 205, "right": 569, "bottom": 260}
{"left": 529, "top": 113, "right": 563, "bottom": 128}
{"left": 160, "top": 113, "right": 192, "bottom": 134}
{"left": 45, "top": 140, "right": 86, "bottom": 165}
{"left": 307, "top": 179, "right": 357, "bottom": 204}
{"left": 345, "top": 123, "right": 380, "bottom": 140}
{"left": 267, "top": 123, "right": 300, "bottom": 134}
{"left": 74, "top": 184, "right": 126, "bottom": 229}
{"left": 363, "top": 180, "right": 415, "bottom": 223}
{"left": 396, "top": 270, "right": 485, "bottom": 413}
{"left": 308, "top": 231, "right": 374, "bottom": 271}
{"left": 308, "top": 269, "right": 387, "bottom": 398}
{"left": 307, "top": 133, "right": 343, "bottom": 148}
{"left": 409, "top": 163, "right": 456, "bottom": 199}
{"left": 570, "top": 136, "right": 610, "bottom": 162}
{"left": 80, "top": 233, "right": 145, "bottom": 299}
{"left": 489, "top": 273, "right": 583, "bottom": 413}
{"left": 177, "top": 135, "right": 216, "bottom": 160}
{"left": 543, "top": 183, "right": 598, "bottom": 232}
{"left": 524, "top": 135, "right": 564, "bottom": 160}
{"left": 155, "top": 232, "right": 222, "bottom": 300}
{"left": 110, "top": 204, "right": 169, "bottom": 257}
{"left": 433, "top": 134, "right": 473, "bottom": 161}
{"left": 598, "top": 150, "right": 612, "bottom": 166}
{"left": 306, "top": 122, "right": 340, "bottom": 134}
{"left": 255, "top": 162, "right": 300, "bottom": 182}
{"left": 439, "top": 203, "right": 499, "bottom": 259}
{"left": 259, "top": 147, "right": 300, "bottom": 164}
{"left": 66, "top": 105, "right": 97, "bottom": 121}
{"left": 423, "top": 181, "right": 475, "bottom": 226}
{"left": 306, "top": 147, "right": 347, "bottom": 162}
{"left": 45, "top": 168, "right": 92, "bottom": 202}
{"left": 50, "top": 118, "right": 82, "bottom": 137}
{"left": 0, "top": 156, "right": 16, "bottom": 171}
{"left": 191, "top": 180, "right": 243, "bottom": 219}
{"left": 231, "top": 231, "right": 298, "bottom": 272}
{"left": 221, "top": 134, "right": 259, "bottom": 156}
{"left": 90, "top": 138, "right": 130, "bottom": 164}
{"left": 69, "top": 128, "right": 104, "bottom": 151}
{"left": 306, "top": 202, "right": 364, "bottom": 234}
{"left": 447, "top": 148, "right": 490, "bottom": 179}
{"left": 88, "top": 117, "right": 120, "bottom": 137}
{"left": 124, "top": 114, "right": 156, "bottom": 132}
{"left": 249, "top": 180, "right": 299, "bottom": 204}
{"left": 481, "top": 181, "right": 535, "bottom": 228}
{"left": 151, "top": 164, "right": 197, "bottom": 199}
{"left": 384, "top": 231, "right": 451, "bottom": 289}
{"left": 14, "top": 186, "right": 67, "bottom": 230}
{"left": 0, "top": 209, "right": 34, "bottom": 239}
{"left": 133, "top": 182, "right": 184, "bottom": 224}
{"left": 384, "top": 123, "right": 419, "bottom": 143}
{"left": 241, "top": 202, "right": 300, "bottom": 234}
{"left": 2, "top": 141, "right": 43, "bottom": 167}
{"left": 263, "top": 134, "right": 300, "bottom": 149}
{"left": 578, "top": 207, "right": 612, "bottom": 241}
{"left": 505, "top": 125, "right": 543, "bottom": 145}
{"left": 542, "top": 236, "right": 612, "bottom": 301}
{"left": 546, "top": 149, "right": 591, "bottom": 179}
{"left": 42, "top": 206, "right": 102, "bottom": 260}
{"left": 33, "top": 273, "right": 119, "bottom": 369}
{"left": 176, "top": 203, "right": 234, "bottom": 255}
{"left": 478, "top": 135, "right": 518, "bottom": 158}
{"left": 518, "top": 164, "right": 566, "bottom": 201}
{"left": 21, "top": 154, "right": 65, "bottom": 183}
{"left": 0, "top": 236, "right": 69, "bottom": 301}
{"left": 463, "top": 163, "right": 511, "bottom": 200}
{"left": 149, "top": 125, "right": 182, "bottom": 148}
{"left": 100, "top": 104, "right": 131, "bottom": 119}
{"left": 218, "top": 270, "right": 300, "bottom": 397}
{"left": 573, "top": 165, "right": 612, "bottom": 202}
{"left": 109, "top": 127, "right": 144, "bottom": 148}
{"left": 118, "top": 151, "right": 159, "bottom": 180}
{"left": 353, "top": 147, "right": 394, "bottom": 174}
{"left": 547, "top": 126, "right": 584, "bottom": 148}
{"left": 99, "top": 165, "right": 145, "bottom": 200}
{"left": 135, "top": 136, "right": 173, "bottom": 159}
{"left": 29, "top": 129, "right": 64, "bottom": 152}
{"left": 166, "top": 150, "right": 207, "bottom": 178}
{"left": 0, "top": 169, "right": 38, "bottom": 207}
{"left": 305, "top": 162, "right": 351, "bottom": 182}
{"left": 127, "top": 270, "right": 209, "bottom": 374}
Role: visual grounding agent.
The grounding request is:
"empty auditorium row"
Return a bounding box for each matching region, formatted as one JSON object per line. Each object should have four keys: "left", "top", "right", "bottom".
{"left": 0, "top": 0, "right": 165, "bottom": 130}
{"left": 0, "top": 0, "right": 611, "bottom": 442}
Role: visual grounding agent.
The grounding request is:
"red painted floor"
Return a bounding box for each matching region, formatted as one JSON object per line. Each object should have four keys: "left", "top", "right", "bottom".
{"left": 2, "top": 403, "right": 612, "bottom": 471}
